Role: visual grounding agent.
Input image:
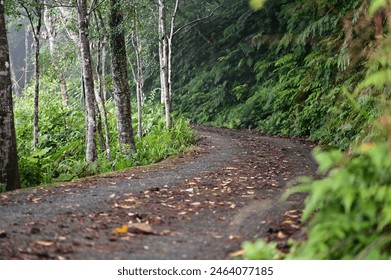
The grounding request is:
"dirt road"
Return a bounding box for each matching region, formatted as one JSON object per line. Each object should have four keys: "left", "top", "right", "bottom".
{"left": 0, "top": 126, "right": 317, "bottom": 259}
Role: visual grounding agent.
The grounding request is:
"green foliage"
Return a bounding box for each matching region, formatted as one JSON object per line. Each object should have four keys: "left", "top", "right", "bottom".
{"left": 249, "top": 0, "right": 266, "bottom": 11}
{"left": 294, "top": 143, "right": 391, "bottom": 259}
{"left": 243, "top": 141, "right": 391, "bottom": 260}
{"left": 243, "top": 0, "right": 391, "bottom": 259}
{"left": 13, "top": 76, "right": 195, "bottom": 188}
{"left": 172, "top": 0, "right": 382, "bottom": 149}
{"left": 242, "top": 239, "right": 283, "bottom": 260}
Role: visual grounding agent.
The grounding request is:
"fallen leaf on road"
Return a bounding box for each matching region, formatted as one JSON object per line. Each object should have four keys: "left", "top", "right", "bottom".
{"left": 277, "top": 231, "right": 288, "bottom": 239}
{"left": 114, "top": 203, "right": 134, "bottom": 209}
{"left": 229, "top": 203, "right": 236, "bottom": 209}
{"left": 30, "top": 197, "right": 42, "bottom": 203}
{"left": 229, "top": 235, "right": 241, "bottom": 240}
{"left": 228, "top": 249, "right": 245, "bottom": 257}
{"left": 35, "top": 241, "right": 54, "bottom": 246}
{"left": 128, "top": 223, "right": 153, "bottom": 234}
{"left": 224, "top": 167, "right": 238, "bottom": 170}
{"left": 284, "top": 210, "right": 300, "bottom": 218}
{"left": 282, "top": 219, "right": 295, "bottom": 225}
{"left": 112, "top": 225, "right": 128, "bottom": 234}
{"left": 160, "top": 229, "right": 173, "bottom": 236}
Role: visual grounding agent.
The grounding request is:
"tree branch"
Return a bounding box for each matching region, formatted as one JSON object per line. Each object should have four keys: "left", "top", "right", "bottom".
{"left": 169, "top": 0, "right": 179, "bottom": 39}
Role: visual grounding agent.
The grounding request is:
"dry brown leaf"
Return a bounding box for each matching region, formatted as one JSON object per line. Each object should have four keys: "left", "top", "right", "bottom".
{"left": 160, "top": 229, "right": 173, "bottom": 236}
{"left": 31, "top": 197, "right": 42, "bottom": 203}
{"left": 228, "top": 249, "right": 245, "bottom": 257}
{"left": 35, "top": 241, "right": 54, "bottom": 246}
{"left": 128, "top": 223, "right": 153, "bottom": 234}
{"left": 190, "top": 202, "right": 201, "bottom": 206}
{"left": 229, "top": 235, "right": 241, "bottom": 240}
{"left": 277, "top": 231, "right": 288, "bottom": 239}
{"left": 178, "top": 211, "right": 187, "bottom": 215}
{"left": 225, "top": 167, "right": 238, "bottom": 170}
{"left": 114, "top": 203, "right": 134, "bottom": 209}
{"left": 284, "top": 210, "right": 300, "bottom": 218}
{"left": 221, "top": 179, "right": 232, "bottom": 186}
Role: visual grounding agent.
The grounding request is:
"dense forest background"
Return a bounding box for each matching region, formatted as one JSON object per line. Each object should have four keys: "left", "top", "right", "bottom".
{"left": 173, "top": 0, "right": 388, "bottom": 149}
{"left": 2, "top": 0, "right": 389, "bottom": 189}
{"left": 1, "top": 0, "right": 391, "bottom": 259}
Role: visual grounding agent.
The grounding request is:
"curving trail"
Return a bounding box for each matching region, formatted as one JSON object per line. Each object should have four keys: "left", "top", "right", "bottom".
{"left": 0, "top": 126, "right": 317, "bottom": 259}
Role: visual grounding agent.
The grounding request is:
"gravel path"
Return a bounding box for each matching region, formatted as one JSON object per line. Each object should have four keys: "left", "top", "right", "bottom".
{"left": 0, "top": 126, "right": 317, "bottom": 259}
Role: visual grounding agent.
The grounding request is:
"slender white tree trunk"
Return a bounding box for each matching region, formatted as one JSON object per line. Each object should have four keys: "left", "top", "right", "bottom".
{"left": 158, "top": 0, "right": 179, "bottom": 129}
{"left": 24, "top": 25, "right": 31, "bottom": 88}
{"left": 131, "top": 31, "right": 144, "bottom": 138}
{"left": 77, "top": 0, "right": 97, "bottom": 163}
{"left": 94, "top": 39, "right": 111, "bottom": 160}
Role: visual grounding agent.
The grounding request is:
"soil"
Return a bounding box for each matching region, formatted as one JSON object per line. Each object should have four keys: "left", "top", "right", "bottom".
{"left": 0, "top": 126, "right": 318, "bottom": 260}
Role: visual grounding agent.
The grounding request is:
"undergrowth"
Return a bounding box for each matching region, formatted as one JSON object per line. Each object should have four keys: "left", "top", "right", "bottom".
{"left": 242, "top": 0, "right": 391, "bottom": 260}
{"left": 14, "top": 76, "right": 195, "bottom": 188}
{"left": 243, "top": 129, "right": 391, "bottom": 259}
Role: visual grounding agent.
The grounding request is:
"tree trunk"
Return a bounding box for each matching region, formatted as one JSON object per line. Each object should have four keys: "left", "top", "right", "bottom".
{"left": 9, "top": 57, "right": 22, "bottom": 96}
{"left": 131, "top": 31, "right": 144, "bottom": 138}
{"left": 43, "top": 1, "right": 69, "bottom": 108}
{"left": 0, "top": 2, "right": 21, "bottom": 191}
{"left": 33, "top": 31, "right": 40, "bottom": 148}
{"left": 109, "top": 0, "right": 135, "bottom": 153}
{"left": 158, "top": 0, "right": 178, "bottom": 129}
{"left": 93, "top": 10, "right": 111, "bottom": 159}
{"left": 24, "top": 25, "right": 31, "bottom": 89}
{"left": 31, "top": 4, "right": 42, "bottom": 148}
{"left": 158, "top": 0, "right": 168, "bottom": 106}
{"left": 77, "top": 0, "right": 97, "bottom": 163}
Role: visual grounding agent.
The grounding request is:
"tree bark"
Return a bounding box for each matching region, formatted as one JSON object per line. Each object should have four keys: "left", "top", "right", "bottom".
{"left": 23, "top": 0, "right": 43, "bottom": 148}
{"left": 0, "top": 2, "right": 21, "bottom": 191}
{"left": 33, "top": 28, "right": 40, "bottom": 148}
{"left": 158, "top": 0, "right": 178, "bottom": 129}
{"left": 131, "top": 31, "right": 144, "bottom": 138}
{"left": 92, "top": 10, "right": 111, "bottom": 159}
{"left": 24, "top": 25, "right": 31, "bottom": 89}
{"left": 109, "top": 0, "right": 135, "bottom": 153}
{"left": 77, "top": 0, "right": 97, "bottom": 163}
